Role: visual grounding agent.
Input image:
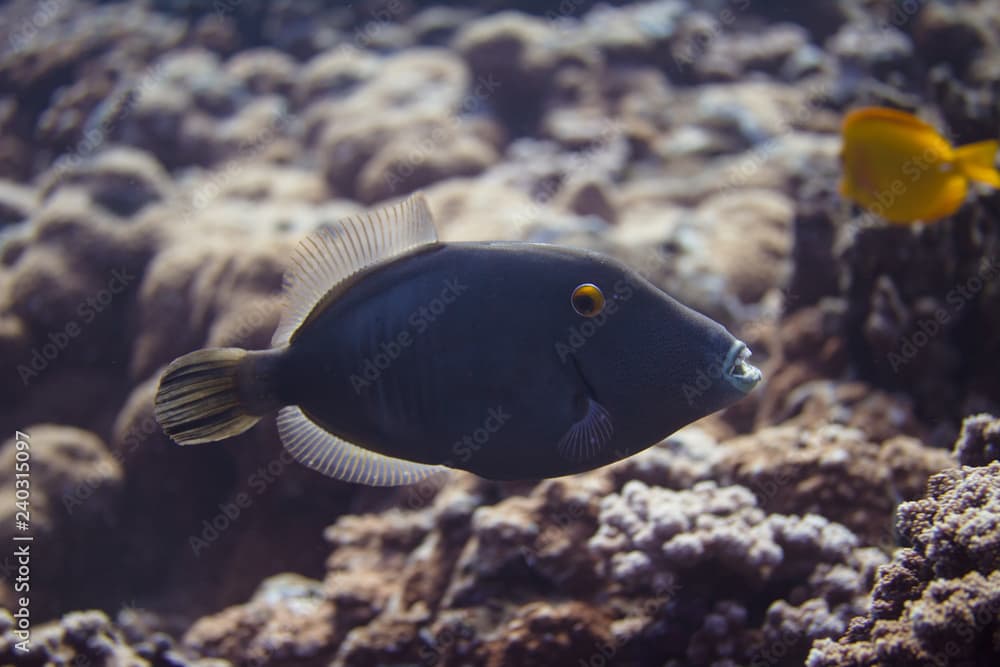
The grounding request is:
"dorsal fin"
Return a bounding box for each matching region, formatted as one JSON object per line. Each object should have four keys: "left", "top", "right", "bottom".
{"left": 277, "top": 406, "right": 448, "bottom": 486}
{"left": 272, "top": 193, "right": 438, "bottom": 347}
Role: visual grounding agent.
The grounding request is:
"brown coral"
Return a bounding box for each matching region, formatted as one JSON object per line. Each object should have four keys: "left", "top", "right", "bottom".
{"left": 807, "top": 462, "right": 1000, "bottom": 666}
{"left": 714, "top": 423, "right": 953, "bottom": 545}
{"left": 953, "top": 413, "right": 1000, "bottom": 467}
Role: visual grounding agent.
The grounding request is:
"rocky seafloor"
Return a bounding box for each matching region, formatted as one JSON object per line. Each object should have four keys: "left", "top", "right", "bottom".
{"left": 0, "top": 0, "right": 999, "bottom": 665}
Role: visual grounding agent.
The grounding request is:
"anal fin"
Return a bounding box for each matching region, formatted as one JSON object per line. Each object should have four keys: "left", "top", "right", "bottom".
{"left": 277, "top": 406, "right": 447, "bottom": 486}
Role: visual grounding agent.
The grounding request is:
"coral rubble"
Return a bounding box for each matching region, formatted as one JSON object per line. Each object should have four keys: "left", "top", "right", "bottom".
{"left": 0, "top": 0, "right": 998, "bottom": 665}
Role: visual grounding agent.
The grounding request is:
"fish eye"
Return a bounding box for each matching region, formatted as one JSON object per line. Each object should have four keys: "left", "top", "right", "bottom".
{"left": 571, "top": 283, "right": 605, "bottom": 317}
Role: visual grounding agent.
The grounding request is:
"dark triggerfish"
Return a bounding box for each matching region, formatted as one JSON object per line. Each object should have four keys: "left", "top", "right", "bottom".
{"left": 154, "top": 194, "right": 762, "bottom": 485}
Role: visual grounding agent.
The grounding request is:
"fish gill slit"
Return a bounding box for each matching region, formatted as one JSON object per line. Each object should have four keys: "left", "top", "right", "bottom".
{"left": 569, "top": 354, "right": 601, "bottom": 406}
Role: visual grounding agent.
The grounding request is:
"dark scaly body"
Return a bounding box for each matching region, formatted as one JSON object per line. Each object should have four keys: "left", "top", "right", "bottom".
{"left": 270, "top": 242, "right": 742, "bottom": 479}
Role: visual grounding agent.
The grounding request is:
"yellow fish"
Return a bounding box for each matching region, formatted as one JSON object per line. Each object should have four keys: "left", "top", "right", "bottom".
{"left": 839, "top": 106, "right": 1000, "bottom": 223}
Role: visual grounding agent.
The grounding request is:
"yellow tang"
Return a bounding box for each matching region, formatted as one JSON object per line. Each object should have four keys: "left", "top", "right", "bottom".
{"left": 839, "top": 106, "right": 1000, "bottom": 223}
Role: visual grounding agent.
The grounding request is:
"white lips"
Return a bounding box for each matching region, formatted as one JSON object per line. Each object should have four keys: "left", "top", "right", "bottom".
{"left": 723, "top": 341, "right": 762, "bottom": 393}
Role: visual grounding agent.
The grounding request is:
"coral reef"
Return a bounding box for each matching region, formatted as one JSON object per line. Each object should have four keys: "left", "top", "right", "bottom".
{"left": 952, "top": 413, "right": 1000, "bottom": 466}
{"left": 589, "top": 480, "right": 886, "bottom": 666}
{"left": 175, "top": 471, "right": 890, "bottom": 666}
{"left": 713, "top": 423, "right": 953, "bottom": 544}
{"left": 807, "top": 462, "right": 1000, "bottom": 666}
{"left": 0, "top": 607, "right": 219, "bottom": 667}
{"left": 0, "top": 0, "right": 998, "bottom": 665}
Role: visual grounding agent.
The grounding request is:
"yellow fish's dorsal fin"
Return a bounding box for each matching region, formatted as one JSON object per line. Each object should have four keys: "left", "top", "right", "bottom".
{"left": 272, "top": 192, "right": 439, "bottom": 347}
{"left": 843, "top": 106, "right": 942, "bottom": 137}
{"left": 954, "top": 140, "right": 1000, "bottom": 188}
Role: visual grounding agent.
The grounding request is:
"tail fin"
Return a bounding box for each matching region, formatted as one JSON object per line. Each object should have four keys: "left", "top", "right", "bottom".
{"left": 955, "top": 139, "right": 1000, "bottom": 188}
{"left": 154, "top": 348, "right": 263, "bottom": 445}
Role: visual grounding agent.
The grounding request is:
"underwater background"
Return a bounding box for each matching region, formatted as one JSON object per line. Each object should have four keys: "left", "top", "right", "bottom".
{"left": 1, "top": 0, "right": 999, "bottom": 665}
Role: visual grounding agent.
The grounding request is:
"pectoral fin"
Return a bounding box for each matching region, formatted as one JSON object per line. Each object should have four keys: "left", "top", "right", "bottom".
{"left": 556, "top": 397, "right": 614, "bottom": 463}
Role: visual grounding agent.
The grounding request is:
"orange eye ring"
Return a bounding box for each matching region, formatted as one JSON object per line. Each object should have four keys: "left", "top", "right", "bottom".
{"left": 571, "top": 283, "right": 605, "bottom": 317}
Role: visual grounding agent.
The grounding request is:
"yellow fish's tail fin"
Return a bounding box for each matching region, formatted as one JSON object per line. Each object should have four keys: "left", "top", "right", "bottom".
{"left": 154, "top": 348, "right": 275, "bottom": 445}
{"left": 954, "top": 139, "right": 1000, "bottom": 188}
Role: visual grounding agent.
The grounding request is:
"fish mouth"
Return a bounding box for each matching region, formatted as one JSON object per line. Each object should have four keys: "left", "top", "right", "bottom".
{"left": 723, "top": 341, "right": 762, "bottom": 393}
